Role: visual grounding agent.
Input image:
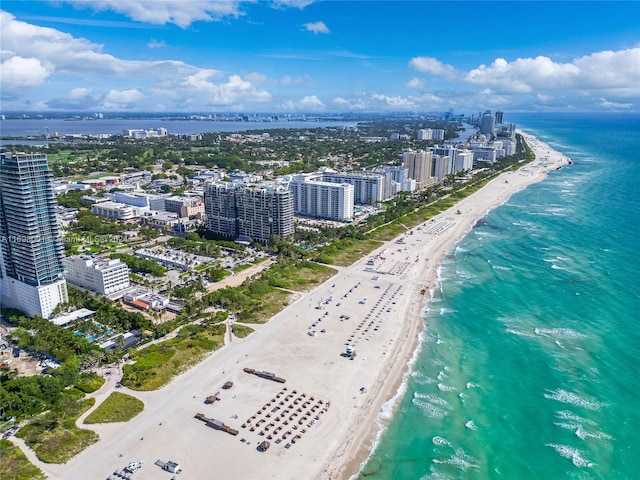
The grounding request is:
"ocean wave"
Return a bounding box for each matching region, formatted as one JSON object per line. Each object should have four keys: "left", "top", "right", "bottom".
{"left": 506, "top": 328, "right": 536, "bottom": 338}
{"left": 432, "top": 436, "right": 452, "bottom": 447}
{"left": 437, "top": 371, "right": 448, "bottom": 381}
{"left": 438, "top": 383, "right": 456, "bottom": 392}
{"left": 411, "top": 371, "right": 436, "bottom": 385}
{"left": 544, "top": 389, "right": 606, "bottom": 410}
{"left": 414, "top": 392, "right": 449, "bottom": 407}
{"left": 466, "top": 382, "right": 480, "bottom": 389}
{"left": 545, "top": 444, "right": 594, "bottom": 468}
{"left": 535, "top": 328, "right": 586, "bottom": 339}
{"left": 555, "top": 410, "right": 597, "bottom": 426}
{"left": 491, "top": 264, "right": 512, "bottom": 271}
{"left": 440, "top": 307, "right": 457, "bottom": 315}
{"left": 413, "top": 398, "right": 448, "bottom": 418}
{"left": 575, "top": 426, "right": 613, "bottom": 441}
{"left": 465, "top": 420, "right": 478, "bottom": 431}
{"left": 438, "top": 448, "right": 480, "bottom": 471}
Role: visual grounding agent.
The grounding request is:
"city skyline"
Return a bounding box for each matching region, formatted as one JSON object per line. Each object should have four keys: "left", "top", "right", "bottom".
{"left": 1, "top": 1, "right": 638, "bottom": 114}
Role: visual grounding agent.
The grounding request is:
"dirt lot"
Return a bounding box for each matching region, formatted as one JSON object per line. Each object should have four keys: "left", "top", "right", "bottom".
{"left": 0, "top": 348, "right": 43, "bottom": 377}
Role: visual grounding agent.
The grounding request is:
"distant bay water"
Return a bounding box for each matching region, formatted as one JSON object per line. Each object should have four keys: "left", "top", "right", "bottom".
{"left": 359, "top": 112, "right": 640, "bottom": 479}
{"left": 0, "top": 117, "right": 360, "bottom": 144}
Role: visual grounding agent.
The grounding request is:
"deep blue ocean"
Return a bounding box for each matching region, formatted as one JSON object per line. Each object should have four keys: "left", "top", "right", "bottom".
{"left": 359, "top": 113, "right": 640, "bottom": 479}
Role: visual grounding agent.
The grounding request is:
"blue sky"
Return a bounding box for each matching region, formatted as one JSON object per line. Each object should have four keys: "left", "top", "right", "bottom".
{"left": 1, "top": 1, "right": 639, "bottom": 113}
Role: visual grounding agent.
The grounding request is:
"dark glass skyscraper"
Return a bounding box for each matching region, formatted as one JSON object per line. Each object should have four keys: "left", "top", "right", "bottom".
{"left": 0, "top": 152, "right": 68, "bottom": 317}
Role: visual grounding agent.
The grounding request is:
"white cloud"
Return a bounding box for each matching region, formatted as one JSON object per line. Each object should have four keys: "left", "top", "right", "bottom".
{"left": 245, "top": 72, "right": 268, "bottom": 84}
{"left": 280, "top": 75, "right": 313, "bottom": 86}
{"left": 406, "top": 77, "right": 425, "bottom": 89}
{"left": 0, "top": 55, "right": 52, "bottom": 96}
{"left": 69, "top": 87, "right": 93, "bottom": 99}
{"left": 103, "top": 88, "right": 144, "bottom": 108}
{"left": 148, "top": 39, "right": 166, "bottom": 49}
{"left": 409, "top": 57, "right": 461, "bottom": 80}
{"left": 272, "top": 0, "right": 315, "bottom": 9}
{"left": 332, "top": 96, "right": 366, "bottom": 110}
{"left": 303, "top": 21, "right": 330, "bottom": 35}
{"left": 281, "top": 95, "right": 324, "bottom": 111}
{"left": 63, "top": 0, "right": 246, "bottom": 28}
{"left": 0, "top": 11, "right": 273, "bottom": 110}
{"left": 371, "top": 93, "right": 415, "bottom": 109}
{"left": 413, "top": 48, "right": 640, "bottom": 99}
{"left": 599, "top": 98, "right": 633, "bottom": 109}
{"left": 180, "top": 73, "right": 272, "bottom": 106}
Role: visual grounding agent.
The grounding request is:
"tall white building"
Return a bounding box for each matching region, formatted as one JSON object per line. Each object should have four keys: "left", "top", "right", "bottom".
{"left": 0, "top": 153, "right": 68, "bottom": 318}
{"left": 288, "top": 175, "right": 354, "bottom": 221}
{"left": 320, "top": 171, "right": 389, "bottom": 204}
{"left": 65, "top": 256, "right": 130, "bottom": 298}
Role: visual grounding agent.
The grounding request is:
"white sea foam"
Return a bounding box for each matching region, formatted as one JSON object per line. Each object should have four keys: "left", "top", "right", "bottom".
{"left": 437, "top": 371, "right": 448, "bottom": 381}
{"left": 411, "top": 371, "right": 436, "bottom": 385}
{"left": 444, "top": 449, "right": 480, "bottom": 471}
{"left": 544, "top": 389, "right": 605, "bottom": 410}
{"left": 465, "top": 382, "right": 480, "bottom": 389}
{"left": 413, "top": 392, "right": 449, "bottom": 407}
{"left": 535, "top": 328, "right": 586, "bottom": 339}
{"left": 575, "top": 426, "right": 613, "bottom": 441}
{"left": 506, "top": 328, "right": 536, "bottom": 338}
{"left": 491, "top": 265, "right": 512, "bottom": 271}
{"left": 432, "top": 436, "right": 451, "bottom": 447}
{"left": 412, "top": 398, "right": 448, "bottom": 419}
{"left": 545, "top": 444, "right": 594, "bottom": 468}
{"left": 437, "top": 383, "right": 455, "bottom": 392}
{"left": 555, "top": 410, "right": 597, "bottom": 426}
{"left": 440, "top": 307, "right": 457, "bottom": 315}
{"left": 465, "top": 420, "right": 478, "bottom": 431}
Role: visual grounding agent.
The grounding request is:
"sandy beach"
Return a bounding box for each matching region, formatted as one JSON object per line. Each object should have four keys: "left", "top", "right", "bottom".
{"left": 20, "top": 133, "right": 569, "bottom": 480}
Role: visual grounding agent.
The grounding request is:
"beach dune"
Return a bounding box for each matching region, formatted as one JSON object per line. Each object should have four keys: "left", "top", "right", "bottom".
{"left": 29, "top": 133, "right": 568, "bottom": 480}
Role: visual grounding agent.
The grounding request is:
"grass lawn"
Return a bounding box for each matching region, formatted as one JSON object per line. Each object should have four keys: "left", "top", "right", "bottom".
{"left": 84, "top": 392, "right": 144, "bottom": 424}
{"left": 0, "top": 439, "right": 46, "bottom": 480}
{"left": 16, "top": 398, "right": 98, "bottom": 464}
{"left": 236, "top": 289, "right": 294, "bottom": 324}
{"left": 231, "top": 324, "right": 254, "bottom": 338}
{"left": 315, "top": 238, "right": 383, "bottom": 267}
{"left": 122, "top": 323, "right": 226, "bottom": 391}
{"left": 265, "top": 261, "right": 337, "bottom": 292}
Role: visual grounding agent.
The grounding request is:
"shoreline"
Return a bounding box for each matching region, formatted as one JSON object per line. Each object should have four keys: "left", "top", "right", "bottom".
{"left": 22, "top": 132, "right": 569, "bottom": 480}
{"left": 335, "top": 130, "right": 571, "bottom": 480}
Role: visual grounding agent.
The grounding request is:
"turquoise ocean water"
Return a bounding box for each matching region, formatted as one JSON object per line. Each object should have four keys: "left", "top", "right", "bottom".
{"left": 359, "top": 113, "right": 640, "bottom": 480}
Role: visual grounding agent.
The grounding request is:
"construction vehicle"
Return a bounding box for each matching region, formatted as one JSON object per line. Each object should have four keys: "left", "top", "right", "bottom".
{"left": 205, "top": 391, "right": 220, "bottom": 404}
{"left": 222, "top": 381, "right": 233, "bottom": 390}
{"left": 258, "top": 440, "right": 270, "bottom": 452}
{"left": 155, "top": 459, "right": 180, "bottom": 474}
{"left": 243, "top": 368, "right": 286, "bottom": 383}
{"left": 194, "top": 413, "right": 239, "bottom": 436}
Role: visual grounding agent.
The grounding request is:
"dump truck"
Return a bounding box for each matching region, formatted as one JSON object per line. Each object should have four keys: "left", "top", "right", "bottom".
{"left": 258, "top": 440, "right": 270, "bottom": 452}
{"left": 222, "top": 381, "right": 233, "bottom": 390}
{"left": 243, "top": 367, "right": 286, "bottom": 383}
{"left": 194, "top": 413, "right": 239, "bottom": 436}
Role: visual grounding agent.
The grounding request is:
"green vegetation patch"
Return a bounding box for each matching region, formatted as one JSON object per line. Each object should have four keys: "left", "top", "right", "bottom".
{"left": 264, "top": 260, "right": 337, "bottom": 292}
{"left": 315, "top": 238, "right": 383, "bottom": 267}
{"left": 84, "top": 392, "right": 144, "bottom": 424}
{"left": 75, "top": 372, "right": 106, "bottom": 394}
{"left": 16, "top": 397, "right": 98, "bottom": 464}
{"left": 122, "top": 324, "right": 226, "bottom": 391}
{"left": 0, "top": 439, "right": 46, "bottom": 480}
{"left": 236, "top": 289, "right": 293, "bottom": 324}
{"left": 231, "top": 324, "right": 255, "bottom": 338}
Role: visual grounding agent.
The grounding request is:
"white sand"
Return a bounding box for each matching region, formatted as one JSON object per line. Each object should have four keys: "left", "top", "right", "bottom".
{"left": 28, "top": 134, "right": 568, "bottom": 480}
